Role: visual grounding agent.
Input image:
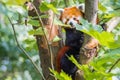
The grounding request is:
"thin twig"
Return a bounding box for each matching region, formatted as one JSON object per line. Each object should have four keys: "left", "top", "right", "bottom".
{"left": 47, "top": 11, "right": 56, "bottom": 70}
{"left": 32, "top": 4, "right": 49, "bottom": 47}
{"left": 7, "top": 16, "right": 45, "bottom": 80}
{"left": 31, "top": 3, "right": 55, "bottom": 72}
{"left": 108, "top": 58, "right": 120, "bottom": 73}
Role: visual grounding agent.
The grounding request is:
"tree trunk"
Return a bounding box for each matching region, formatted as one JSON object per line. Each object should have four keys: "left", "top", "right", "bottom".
{"left": 75, "top": 0, "right": 99, "bottom": 80}
{"left": 27, "top": 0, "right": 60, "bottom": 80}
{"left": 80, "top": 0, "right": 98, "bottom": 65}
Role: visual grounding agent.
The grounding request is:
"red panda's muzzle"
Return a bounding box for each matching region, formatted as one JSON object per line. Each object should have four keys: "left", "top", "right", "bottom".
{"left": 63, "top": 17, "right": 82, "bottom": 29}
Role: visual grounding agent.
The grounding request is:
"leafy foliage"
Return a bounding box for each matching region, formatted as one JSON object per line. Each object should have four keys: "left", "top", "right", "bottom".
{"left": 39, "top": 1, "right": 58, "bottom": 14}
{"left": 51, "top": 54, "right": 120, "bottom": 80}
{"left": 1, "top": 0, "right": 28, "bottom": 5}
{"left": 0, "top": 1, "right": 41, "bottom": 80}
{"left": 28, "top": 27, "right": 44, "bottom": 35}
{"left": 50, "top": 69, "right": 72, "bottom": 80}
{"left": 76, "top": 19, "right": 120, "bottom": 49}
{"left": 50, "top": 0, "right": 120, "bottom": 80}
{"left": 0, "top": 0, "right": 120, "bottom": 80}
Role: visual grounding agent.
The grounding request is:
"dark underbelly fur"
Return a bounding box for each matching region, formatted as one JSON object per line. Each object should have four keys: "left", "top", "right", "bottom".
{"left": 60, "top": 29, "right": 84, "bottom": 79}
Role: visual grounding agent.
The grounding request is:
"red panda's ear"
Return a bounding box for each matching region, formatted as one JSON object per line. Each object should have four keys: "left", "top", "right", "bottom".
{"left": 77, "top": 4, "right": 84, "bottom": 12}
{"left": 57, "top": 8, "right": 64, "bottom": 14}
{"left": 57, "top": 8, "right": 64, "bottom": 20}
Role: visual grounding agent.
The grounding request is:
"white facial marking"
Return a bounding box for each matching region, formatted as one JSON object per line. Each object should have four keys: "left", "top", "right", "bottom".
{"left": 67, "top": 18, "right": 78, "bottom": 27}
{"left": 78, "top": 16, "right": 83, "bottom": 20}
{"left": 62, "top": 18, "right": 66, "bottom": 23}
{"left": 66, "top": 16, "right": 70, "bottom": 19}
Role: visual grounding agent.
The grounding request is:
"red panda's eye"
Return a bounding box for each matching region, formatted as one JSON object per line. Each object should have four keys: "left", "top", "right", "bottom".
{"left": 73, "top": 18, "right": 76, "bottom": 20}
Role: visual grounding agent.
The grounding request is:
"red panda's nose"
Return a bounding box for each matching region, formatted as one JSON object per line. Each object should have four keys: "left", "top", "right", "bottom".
{"left": 69, "top": 22, "right": 73, "bottom": 26}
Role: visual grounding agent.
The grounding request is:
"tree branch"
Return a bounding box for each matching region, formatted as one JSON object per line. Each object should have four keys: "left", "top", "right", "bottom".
{"left": 75, "top": 0, "right": 99, "bottom": 80}
{"left": 106, "top": 17, "right": 120, "bottom": 32}
{"left": 27, "top": 0, "right": 60, "bottom": 79}
{"left": 108, "top": 58, "right": 120, "bottom": 73}
{"left": 31, "top": 2, "right": 55, "bottom": 71}
{"left": 79, "top": 0, "right": 99, "bottom": 64}
{"left": 7, "top": 16, "right": 45, "bottom": 80}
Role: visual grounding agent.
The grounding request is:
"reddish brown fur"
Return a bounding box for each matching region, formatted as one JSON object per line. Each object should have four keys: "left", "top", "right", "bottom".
{"left": 57, "top": 6, "right": 84, "bottom": 73}
{"left": 56, "top": 46, "right": 70, "bottom": 72}
{"left": 60, "top": 6, "right": 84, "bottom": 21}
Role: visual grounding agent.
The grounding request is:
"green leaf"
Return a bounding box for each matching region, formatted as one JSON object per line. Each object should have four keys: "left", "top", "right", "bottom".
{"left": 39, "top": 2, "right": 49, "bottom": 12}
{"left": 60, "top": 71, "right": 72, "bottom": 80}
{"left": 77, "top": 18, "right": 103, "bottom": 32}
{"left": 98, "top": 3, "right": 107, "bottom": 12}
{"left": 91, "top": 53, "right": 120, "bottom": 72}
{"left": 50, "top": 69, "right": 64, "bottom": 80}
{"left": 39, "top": 1, "right": 58, "bottom": 14}
{"left": 107, "top": 48, "right": 120, "bottom": 54}
{"left": 54, "top": 17, "right": 71, "bottom": 28}
{"left": 28, "top": 20, "right": 40, "bottom": 26}
{"left": 68, "top": 55, "right": 82, "bottom": 70}
{"left": 49, "top": 68, "right": 72, "bottom": 80}
{"left": 28, "top": 28, "right": 44, "bottom": 35}
{"left": 103, "top": 13, "right": 115, "bottom": 18}
{"left": 109, "top": 10, "right": 120, "bottom": 16}
{"left": 52, "top": 36, "right": 61, "bottom": 42}
{"left": 75, "top": 19, "right": 120, "bottom": 49}
{"left": 69, "top": 55, "right": 115, "bottom": 80}
{"left": 4, "top": 0, "right": 28, "bottom": 5}
{"left": 23, "top": 38, "right": 38, "bottom": 51}
{"left": 84, "top": 30, "right": 120, "bottom": 49}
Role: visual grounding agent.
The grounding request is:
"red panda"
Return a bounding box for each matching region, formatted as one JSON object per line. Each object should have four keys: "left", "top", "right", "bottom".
{"left": 56, "top": 5, "right": 84, "bottom": 79}
{"left": 60, "top": 5, "right": 84, "bottom": 28}
{"left": 56, "top": 4, "right": 106, "bottom": 79}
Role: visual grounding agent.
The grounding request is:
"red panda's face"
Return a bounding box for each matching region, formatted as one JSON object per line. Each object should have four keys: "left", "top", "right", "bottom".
{"left": 60, "top": 6, "right": 84, "bottom": 28}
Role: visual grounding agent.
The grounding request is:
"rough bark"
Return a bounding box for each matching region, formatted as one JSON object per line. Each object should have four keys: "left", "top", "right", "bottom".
{"left": 27, "top": 0, "right": 60, "bottom": 80}
{"left": 80, "top": 0, "right": 98, "bottom": 65}
{"left": 75, "top": 0, "right": 99, "bottom": 80}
